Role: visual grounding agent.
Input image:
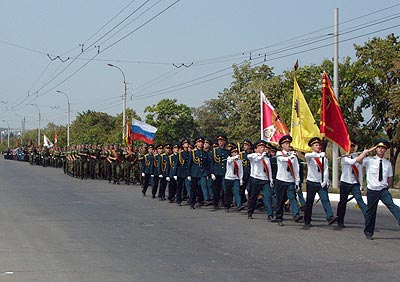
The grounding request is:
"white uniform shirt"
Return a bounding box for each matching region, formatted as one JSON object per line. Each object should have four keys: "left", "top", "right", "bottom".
{"left": 305, "top": 152, "right": 329, "bottom": 186}
{"left": 340, "top": 153, "right": 363, "bottom": 185}
{"left": 247, "top": 153, "right": 273, "bottom": 182}
{"left": 225, "top": 155, "right": 243, "bottom": 181}
{"left": 276, "top": 150, "right": 300, "bottom": 185}
{"left": 362, "top": 156, "right": 393, "bottom": 191}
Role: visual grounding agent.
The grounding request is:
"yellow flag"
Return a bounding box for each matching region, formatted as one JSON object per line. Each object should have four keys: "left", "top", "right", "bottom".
{"left": 290, "top": 76, "right": 321, "bottom": 152}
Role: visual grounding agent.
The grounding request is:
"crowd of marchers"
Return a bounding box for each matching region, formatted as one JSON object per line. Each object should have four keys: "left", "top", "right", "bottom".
{"left": 3, "top": 134, "right": 400, "bottom": 240}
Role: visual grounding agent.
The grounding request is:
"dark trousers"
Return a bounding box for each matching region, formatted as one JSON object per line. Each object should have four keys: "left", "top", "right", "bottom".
{"left": 190, "top": 177, "right": 203, "bottom": 207}
{"left": 337, "top": 181, "right": 367, "bottom": 224}
{"left": 304, "top": 181, "right": 321, "bottom": 224}
{"left": 142, "top": 174, "right": 151, "bottom": 194}
{"left": 224, "top": 179, "right": 237, "bottom": 208}
{"left": 247, "top": 178, "right": 268, "bottom": 215}
{"left": 152, "top": 175, "right": 159, "bottom": 197}
{"left": 176, "top": 177, "right": 185, "bottom": 204}
{"left": 159, "top": 177, "right": 167, "bottom": 199}
{"left": 168, "top": 178, "right": 177, "bottom": 201}
{"left": 364, "top": 188, "right": 400, "bottom": 237}
{"left": 275, "top": 179, "right": 298, "bottom": 222}
{"left": 213, "top": 175, "right": 225, "bottom": 208}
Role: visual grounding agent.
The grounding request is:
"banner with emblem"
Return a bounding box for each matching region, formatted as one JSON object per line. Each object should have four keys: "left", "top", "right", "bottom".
{"left": 260, "top": 91, "right": 289, "bottom": 144}
{"left": 290, "top": 76, "right": 321, "bottom": 152}
{"left": 320, "top": 72, "right": 351, "bottom": 153}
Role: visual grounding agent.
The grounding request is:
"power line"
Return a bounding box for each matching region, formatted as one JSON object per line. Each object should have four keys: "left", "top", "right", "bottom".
{"left": 97, "top": 0, "right": 163, "bottom": 48}
{"left": 101, "top": 0, "right": 182, "bottom": 53}
{"left": 83, "top": 0, "right": 153, "bottom": 52}
{"left": 128, "top": 24, "right": 400, "bottom": 102}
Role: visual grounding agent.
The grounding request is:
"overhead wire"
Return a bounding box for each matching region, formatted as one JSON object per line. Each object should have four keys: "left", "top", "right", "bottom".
{"left": 10, "top": 0, "right": 175, "bottom": 111}
{"left": 128, "top": 22, "right": 400, "bottom": 102}
{"left": 96, "top": 0, "right": 162, "bottom": 48}
{"left": 7, "top": 2, "right": 400, "bottom": 123}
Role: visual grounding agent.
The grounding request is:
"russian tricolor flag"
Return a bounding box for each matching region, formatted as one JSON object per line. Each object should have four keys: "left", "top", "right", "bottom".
{"left": 131, "top": 118, "right": 157, "bottom": 144}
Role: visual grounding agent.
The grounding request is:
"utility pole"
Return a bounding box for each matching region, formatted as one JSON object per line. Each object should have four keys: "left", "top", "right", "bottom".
{"left": 332, "top": 8, "right": 339, "bottom": 189}
{"left": 56, "top": 90, "right": 71, "bottom": 147}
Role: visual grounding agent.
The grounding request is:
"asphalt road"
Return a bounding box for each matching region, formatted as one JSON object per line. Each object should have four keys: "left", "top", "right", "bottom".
{"left": 0, "top": 158, "right": 399, "bottom": 282}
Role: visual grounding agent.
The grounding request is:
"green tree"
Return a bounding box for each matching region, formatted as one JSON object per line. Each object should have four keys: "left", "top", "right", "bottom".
{"left": 145, "top": 99, "right": 196, "bottom": 144}
{"left": 195, "top": 63, "right": 278, "bottom": 142}
{"left": 70, "top": 110, "right": 116, "bottom": 145}
{"left": 354, "top": 34, "right": 400, "bottom": 179}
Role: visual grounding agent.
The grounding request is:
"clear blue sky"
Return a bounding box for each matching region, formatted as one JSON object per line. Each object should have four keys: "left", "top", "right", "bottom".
{"left": 1, "top": 0, "right": 399, "bottom": 131}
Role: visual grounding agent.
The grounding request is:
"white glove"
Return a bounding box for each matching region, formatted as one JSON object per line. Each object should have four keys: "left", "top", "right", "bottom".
{"left": 270, "top": 180, "right": 274, "bottom": 187}
{"left": 141, "top": 172, "right": 145, "bottom": 177}
{"left": 240, "top": 180, "right": 244, "bottom": 186}
{"left": 159, "top": 175, "right": 163, "bottom": 178}
{"left": 166, "top": 177, "right": 170, "bottom": 181}
{"left": 173, "top": 176, "right": 178, "bottom": 181}
{"left": 232, "top": 155, "right": 239, "bottom": 160}
{"left": 319, "top": 152, "right": 325, "bottom": 158}
{"left": 187, "top": 176, "right": 191, "bottom": 181}
{"left": 211, "top": 174, "right": 216, "bottom": 180}
{"left": 150, "top": 175, "right": 154, "bottom": 177}
{"left": 261, "top": 152, "right": 267, "bottom": 157}
{"left": 321, "top": 182, "right": 327, "bottom": 188}
{"left": 295, "top": 185, "right": 300, "bottom": 192}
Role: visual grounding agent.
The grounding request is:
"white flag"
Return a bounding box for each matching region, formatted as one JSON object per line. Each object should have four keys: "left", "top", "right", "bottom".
{"left": 43, "top": 134, "right": 54, "bottom": 148}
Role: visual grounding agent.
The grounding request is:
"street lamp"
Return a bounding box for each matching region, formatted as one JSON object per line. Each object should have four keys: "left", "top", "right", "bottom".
{"left": 29, "top": 104, "right": 41, "bottom": 146}
{"left": 107, "top": 63, "right": 127, "bottom": 141}
{"left": 56, "top": 90, "right": 71, "bottom": 147}
{"left": 2, "top": 120, "right": 10, "bottom": 148}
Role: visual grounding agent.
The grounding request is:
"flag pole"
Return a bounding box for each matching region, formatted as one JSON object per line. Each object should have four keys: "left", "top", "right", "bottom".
{"left": 332, "top": 8, "right": 339, "bottom": 189}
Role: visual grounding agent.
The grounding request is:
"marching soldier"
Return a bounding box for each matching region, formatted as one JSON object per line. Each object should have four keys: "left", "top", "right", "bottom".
{"left": 224, "top": 145, "right": 243, "bottom": 212}
{"left": 152, "top": 144, "right": 163, "bottom": 198}
{"left": 122, "top": 146, "right": 134, "bottom": 185}
{"left": 247, "top": 140, "right": 273, "bottom": 219}
{"left": 356, "top": 139, "right": 400, "bottom": 239}
{"left": 202, "top": 138, "right": 214, "bottom": 205}
{"left": 78, "top": 144, "right": 90, "bottom": 179}
{"left": 167, "top": 144, "right": 179, "bottom": 203}
{"left": 158, "top": 144, "right": 170, "bottom": 201}
{"left": 141, "top": 144, "right": 155, "bottom": 196}
{"left": 335, "top": 142, "right": 367, "bottom": 228}
{"left": 274, "top": 135, "right": 303, "bottom": 226}
{"left": 176, "top": 139, "right": 190, "bottom": 206}
{"left": 187, "top": 136, "right": 210, "bottom": 209}
{"left": 211, "top": 134, "right": 229, "bottom": 210}
{"left": 304, "top": 137, "right": 337, "bottom": 228}
{"left": 240, "top": 139, "right": 252, "bottom": 205}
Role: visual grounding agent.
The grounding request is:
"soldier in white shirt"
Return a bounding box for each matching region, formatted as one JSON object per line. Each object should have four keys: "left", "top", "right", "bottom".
{"left": 274, "top": 135, "right": 303, "bottom": 226}
{"left": 224, "top": 145, "right": 244, "bottom": 212}
{"left": 356, "top": 138, "right": 400, "bottom": 239}
{"left": 247, "top": 140, "right": 274, "bottom": 219}
{"left": 304, "top": 137, "right": 337, "bottom": 228}
{"left": 336, "top": 142, "right": 367, "bottom": 228}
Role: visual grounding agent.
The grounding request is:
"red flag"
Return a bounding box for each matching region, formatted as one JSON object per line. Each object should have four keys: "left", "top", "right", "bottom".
{"left": 320, "top": 73, "right": 351, "bottom": 153}
{"left": 260, "top": 91, "right": 289, "bottom": 143}
{"left": 54, "top": 132, "right": 58, "bottom": 147}
{"left": 125, "top": 118, "right": 132, "bottom": 146}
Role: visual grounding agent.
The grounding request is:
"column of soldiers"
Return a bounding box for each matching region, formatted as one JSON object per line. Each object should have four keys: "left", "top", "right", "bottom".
{"left": 15, "top": 134, "right": 400, "bottom": 238}
{"left": 26, "top": 143, "right": 142, "bottom": 185}
{"left": 140, "top": 134, "right": 313, "bottom": 225}
{"left": 139, "top": 134, "right": 400, "bottom": 237}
